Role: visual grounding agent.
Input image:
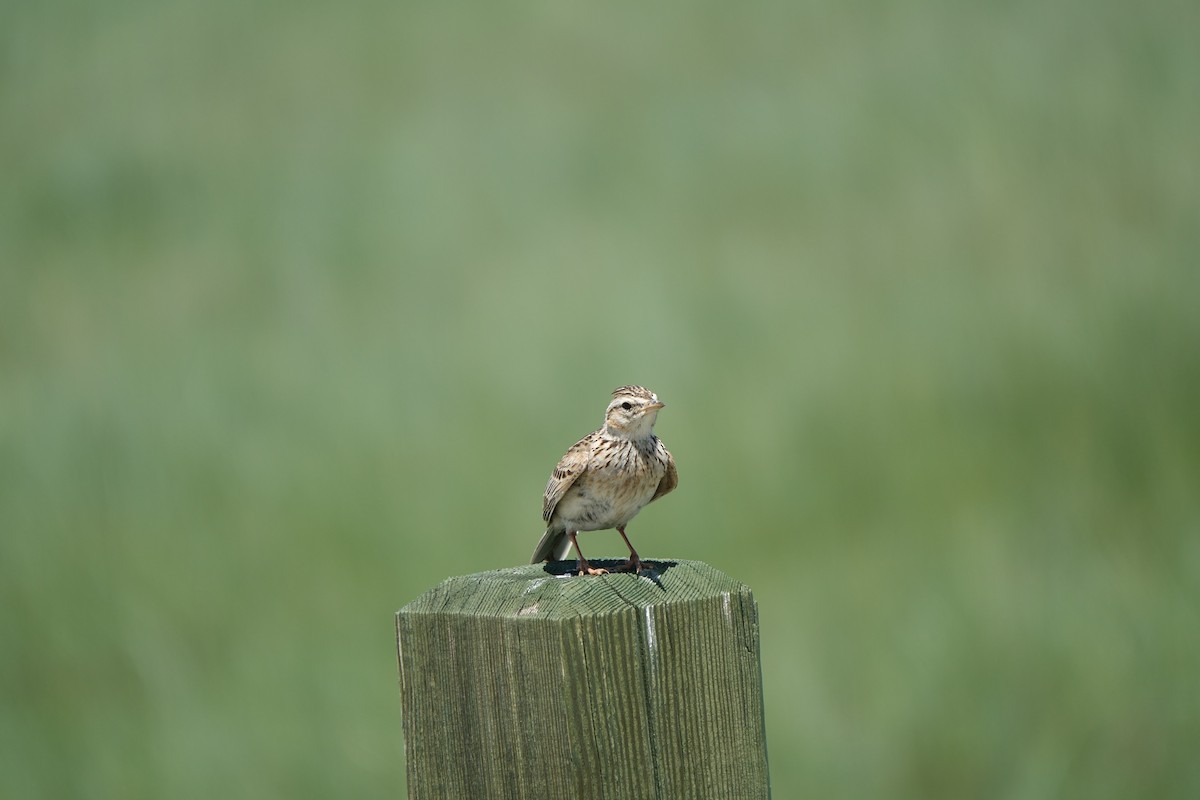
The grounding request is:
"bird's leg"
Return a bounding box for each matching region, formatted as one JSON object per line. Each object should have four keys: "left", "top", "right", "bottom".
{"left": 570, "top": 532, "right": 607, "bottom": 576}
{"left": 615, "top": 526, "right": 649, "bottom": 573}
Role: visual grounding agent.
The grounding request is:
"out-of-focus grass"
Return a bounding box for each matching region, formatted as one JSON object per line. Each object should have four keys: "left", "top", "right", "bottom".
{"left": 2, "top": 0, "right": 1198, "bottom": 797}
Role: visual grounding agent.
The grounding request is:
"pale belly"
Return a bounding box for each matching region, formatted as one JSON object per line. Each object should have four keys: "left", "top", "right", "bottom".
{"left": 552, "top": 469, "right": 662, "bottom": 532}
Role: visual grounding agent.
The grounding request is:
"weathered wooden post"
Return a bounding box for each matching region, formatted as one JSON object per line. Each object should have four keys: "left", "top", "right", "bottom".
{"left": 395, "top": 559, "right": 770, "bottom": 799}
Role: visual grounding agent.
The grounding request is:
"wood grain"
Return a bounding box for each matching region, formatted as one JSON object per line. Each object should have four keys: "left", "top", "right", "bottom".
{"left": 396, "top": 560, "right": 770, "bottom": 799}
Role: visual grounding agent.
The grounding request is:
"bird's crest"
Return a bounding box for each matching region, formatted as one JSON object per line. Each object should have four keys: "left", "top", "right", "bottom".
{"left": 611, "top": 385, "right": 656, "bottom": 401}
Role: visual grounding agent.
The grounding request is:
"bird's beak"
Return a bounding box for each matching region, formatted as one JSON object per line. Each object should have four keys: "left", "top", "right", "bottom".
{"left": 644, "top": 401, "right": 665, "bottom": 412}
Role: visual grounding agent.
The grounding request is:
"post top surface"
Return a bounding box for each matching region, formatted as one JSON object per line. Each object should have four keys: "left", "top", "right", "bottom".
{"left": 397, "top": 559, "right": 752, "bottom": 620}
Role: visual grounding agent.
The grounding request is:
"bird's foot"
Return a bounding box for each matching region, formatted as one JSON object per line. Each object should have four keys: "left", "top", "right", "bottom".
{"left": 615, "top": 556, "right": 654, "bottom": 575}
{"left": 576, "top": 561, "right": 608, "bottom": 576}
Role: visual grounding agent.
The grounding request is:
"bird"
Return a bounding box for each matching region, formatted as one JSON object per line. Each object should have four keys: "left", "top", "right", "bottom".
{"left": 531, "top": 385, "right": 678, "bottom": 575}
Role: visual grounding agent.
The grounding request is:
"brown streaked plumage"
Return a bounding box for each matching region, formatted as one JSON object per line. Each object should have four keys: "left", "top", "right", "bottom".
{"left": 531, "top": 385, "right": 678, "bottom": 575}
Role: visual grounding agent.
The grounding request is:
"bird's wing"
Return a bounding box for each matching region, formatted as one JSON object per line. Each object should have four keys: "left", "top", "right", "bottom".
{"left": 650, "top": 440, "right": 678, "bottom": 503}
{"left": 542, "top": 432, "right": 597, "bottom": 523}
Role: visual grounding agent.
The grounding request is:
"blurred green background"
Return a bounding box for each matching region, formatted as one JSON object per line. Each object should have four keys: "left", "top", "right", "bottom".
{"left": 3, "top": 0, "right": 1198, "bottom": 797}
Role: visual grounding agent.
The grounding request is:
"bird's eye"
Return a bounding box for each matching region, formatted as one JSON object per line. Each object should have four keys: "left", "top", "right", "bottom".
{"left": 621, "top": 402, "right": 632, "bottom": 410}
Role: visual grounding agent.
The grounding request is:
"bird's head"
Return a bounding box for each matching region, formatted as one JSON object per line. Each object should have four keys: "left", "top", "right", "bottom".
{"left": 604, "top": 385, "right": 665, "bottom": 439}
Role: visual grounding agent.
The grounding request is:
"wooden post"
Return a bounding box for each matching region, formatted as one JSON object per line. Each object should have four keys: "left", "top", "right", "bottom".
{"left": 395, "top": 559, "right": 770, "bottom": 800}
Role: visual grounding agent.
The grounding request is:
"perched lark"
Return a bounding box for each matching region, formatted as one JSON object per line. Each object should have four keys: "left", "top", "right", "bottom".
{"left": 531, "top": 385, "right": 678, "bottom": 575}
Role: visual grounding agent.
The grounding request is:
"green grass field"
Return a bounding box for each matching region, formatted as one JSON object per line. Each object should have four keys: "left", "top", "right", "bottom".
{"left": 3, "top": 0, "right": 1198, "bottom": 797}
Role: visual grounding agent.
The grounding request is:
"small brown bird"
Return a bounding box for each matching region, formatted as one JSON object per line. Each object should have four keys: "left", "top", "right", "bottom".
{"left": 531, "top": 385, "right": 678, "bottom": 575}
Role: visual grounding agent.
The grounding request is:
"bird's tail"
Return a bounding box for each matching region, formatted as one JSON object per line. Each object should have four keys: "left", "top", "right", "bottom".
{"left": 530, "top": 528, "right": 572, "bottom": 564}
